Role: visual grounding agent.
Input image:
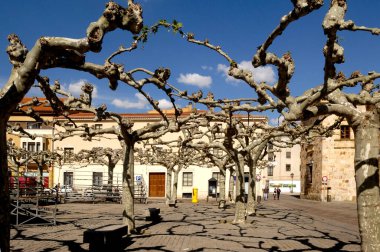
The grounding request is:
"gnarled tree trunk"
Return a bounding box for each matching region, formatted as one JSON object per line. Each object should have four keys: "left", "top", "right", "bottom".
{"left": 172, "top": 169, "right": 179, "bottom": 202}
{"left": 352, "top": 110, "right": 380, "bottom": 251}
{"left": 218, "top": 169, "right": 226, "bottom": 208}
{"left": 165, "top": 169, "right": 172, "bottom": 205}
{"left": 246, "top": 141, "right": 268, "bottom": 215}
{"left": 246, "top": 172, "right": 256, "bottom": 216}
{"left": 122, "top": 141, "right": 135, "bottom": 232}
{"left": 233, "top": 155, "right": 246, "bottom": 224}
{"left": 229, "top": 172, "right": 235, "bottom": 202}
{"left": 107, "top": 164, "right": 115, "bottom": 193}
{"left": 38, "top": 165, "right": 44, "bottom": 189}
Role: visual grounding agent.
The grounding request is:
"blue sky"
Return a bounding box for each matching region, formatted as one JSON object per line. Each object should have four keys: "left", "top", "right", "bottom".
{"left": 1, "top": 0, "right": 380, "bottom": 121}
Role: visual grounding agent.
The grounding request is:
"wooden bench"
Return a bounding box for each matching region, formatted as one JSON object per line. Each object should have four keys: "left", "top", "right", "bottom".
{"left": 144, "top": 208, "right": 161, "bottom": 222}
{"left": 83, "top": 224, "right": 128, "bottom": 251}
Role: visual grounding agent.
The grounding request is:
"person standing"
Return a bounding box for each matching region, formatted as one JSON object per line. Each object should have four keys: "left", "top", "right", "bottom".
{"left": 273, "top": 188, "right": 277, "bottom": 200}
{"left": 263, "top": 187, "right": 269, "bottom": 200}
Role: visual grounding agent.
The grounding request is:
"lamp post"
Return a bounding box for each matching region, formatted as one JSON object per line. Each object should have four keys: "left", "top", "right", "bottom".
{"left": 290, "top": 173, "right": 294, "bottom": 193}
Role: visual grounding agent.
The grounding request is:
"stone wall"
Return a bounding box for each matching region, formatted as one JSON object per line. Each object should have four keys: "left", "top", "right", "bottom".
{"left": 300, "top": 127, "right": 356, "bottom": 202}
{"left": 322, "top": 137, "right": 356, "bottom": 201}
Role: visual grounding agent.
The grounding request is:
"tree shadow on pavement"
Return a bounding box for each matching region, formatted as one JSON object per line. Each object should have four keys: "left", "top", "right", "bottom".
{"left": 127, "top": 202, "right": 361, "bottom": 252}
{"left": 10, "top": 208, "right": 164, "bottom": 252}
{"left": 10, "top": 202, "right": 360, "bottom": 251}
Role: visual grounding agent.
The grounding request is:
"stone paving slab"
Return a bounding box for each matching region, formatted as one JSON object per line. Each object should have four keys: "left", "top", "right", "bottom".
{"left": 10, "top": 195, "right": 361, "bottom": 251}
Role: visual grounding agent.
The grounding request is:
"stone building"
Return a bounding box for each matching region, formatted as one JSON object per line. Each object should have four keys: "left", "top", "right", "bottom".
{"left": 300, "top": 116, "right": 356, "bottom": 202}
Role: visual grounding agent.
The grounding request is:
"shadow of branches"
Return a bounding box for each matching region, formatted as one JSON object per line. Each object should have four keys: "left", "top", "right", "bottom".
{"left": 10, "top": 200, "right": 360, "bottom": 251}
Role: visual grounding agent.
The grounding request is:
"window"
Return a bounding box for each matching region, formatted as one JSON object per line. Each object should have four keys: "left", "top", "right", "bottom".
{"left": 307, "top": 164, "right": 313, "bottom": 184}
{"left": 94, "top": 124, "right": 102, "bottom": 130}
{"left": 286, "top": 151, "right": 291, "bottom": 159}
{"left": 212, "top": 172, "right": 219, "bottom": 181}
{"left": 268, "top": 152, "right": 274, "bottom": 162}
{"left": 27, "top": 142, "right": 36, "bottom": 152}
{"left": 268, "top": 165, "right": 274, "bottom": 176}
{"left": 340, "top": 125, "right": 351, "bottom": 139}
{"left": 268, "top": 144, "right": 275, "bottom": 161}
{"left": 66, "top": 123, "right": 74, "bottom": 128}
{"left": 64, "top": 148, "right": 74, "bottom": 163}
{"left": 182, "top": 193, "right": 192, "bottom": 198}
{"left": 22, "top": 142, "right": 44, "bottom": 152}
{"left": 182, "top": 172, "right": 193, "bottom": 186}
{"left": 64, "top": 172, "right": 73, "bottom": 186}
{"left": 214, "top": 123, "right": 224, "bottom": 138}
{"left": 27, "top": 122, "right": 41, "bottom": 129}
{"left": 93, "top": 172, "right": 103, "bottom": 187}
{"left": 286, "top": 164, "right": 291, "bottom": 172}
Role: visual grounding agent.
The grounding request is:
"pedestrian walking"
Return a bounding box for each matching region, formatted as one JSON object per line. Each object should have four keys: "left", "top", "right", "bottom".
{"left": 276, "top": 187, "right": 281, "bottom": 200}
{"left": 273, "top": 188, "right": 277, "bottom": 200}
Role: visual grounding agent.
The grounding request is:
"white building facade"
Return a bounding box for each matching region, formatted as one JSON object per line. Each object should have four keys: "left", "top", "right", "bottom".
{"left": 257, "top": 143, "right": 301, "bottom": 195}
{"left": 53, "top": 110, "right": 269, "bottom": 200}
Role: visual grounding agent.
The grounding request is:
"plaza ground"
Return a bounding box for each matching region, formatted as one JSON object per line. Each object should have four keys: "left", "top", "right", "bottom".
{"left": 10, "top": 195, "right": 360, "bottom": 251}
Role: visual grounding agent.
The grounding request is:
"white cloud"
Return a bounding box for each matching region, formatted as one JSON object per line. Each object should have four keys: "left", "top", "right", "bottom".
{"left": 68, "top": 79, "right": 98, "bottom": 98}
{"left": 201, "top": 65, "right": 213, "bottom": 71}
{"left": 112, "top": 93, "right": 149, "bottom": 109}
{"left": 177, "top": 73, "right": 212, "bottom": 88}
{"left": 157, "top": 99, "right": 172, "bottom": 109}
{"left": 217, "top": 60, "right": 276, "bottom": 84}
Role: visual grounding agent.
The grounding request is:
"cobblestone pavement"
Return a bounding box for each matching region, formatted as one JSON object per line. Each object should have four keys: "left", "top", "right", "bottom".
{"left": 10, "top": 195, "right": 360, "bottom": 251}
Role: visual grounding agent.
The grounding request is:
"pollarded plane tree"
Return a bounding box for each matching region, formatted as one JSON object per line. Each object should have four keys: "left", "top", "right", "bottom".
{"left": 225, "top": 117, "right": 330, "bottom": 216}
{"left": 180, "top": 120, "right": 236, "bottom": 209}
{"left": 6, "top": 107, "right": 64, "bottom": 193}
{"left": 0, "top": 0, "right": 206, "bottom": 240}
{"left": 139, "top": 135, "right": 205, "bottom": 205}
{"left": 6, "top": 141, "right": 31, "bottom": 192}
{"left": 28, "top": 150, "right": 60, "bottom": 190}
{"left": 76, "top": 147, "right": 123, "bottom": 191}
{"left": 0, "top": 2, "right": 145, "bottom": 249}
{"left": 183, "top": 107, "right": 337, "bottom": 222}
{"left": 6, "top": 119, "right": 38, "bottom": 187}
{"left": 186, "top": 140, "right": 234, "bottom": 209}
{"left": 45, "top": 80, "right": 209, "bottom": 232}
{"left": 183, "top": 114, "right": 278, "bottom": 221}
{"left": 182, "top": 116, "right": 252, "bottom": 223}
{"left": 155, "top": 1, "right": 380, "bottom": 249}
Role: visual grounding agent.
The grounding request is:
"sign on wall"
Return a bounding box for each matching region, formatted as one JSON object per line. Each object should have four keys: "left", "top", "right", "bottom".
{"left": 322, "top": 176, "right": 328, "bottom": 185}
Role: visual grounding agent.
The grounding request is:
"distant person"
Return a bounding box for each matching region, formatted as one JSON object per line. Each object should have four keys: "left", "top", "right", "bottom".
{"left": 276, "top": 187, "right": 281, "bottom": 200}
{"left": 273, "top": 188, "right": 277, "bottom": 200}
{"left": 263, "top": 187, "right": 269, "bottom": 200}
{"left": 54, "top": 183, "right": 60, "bottom": 203}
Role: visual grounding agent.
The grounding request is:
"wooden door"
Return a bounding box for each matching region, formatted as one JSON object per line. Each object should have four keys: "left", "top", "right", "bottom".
{"left": 149, "top": 173, "right": 165, "bottom": 197}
